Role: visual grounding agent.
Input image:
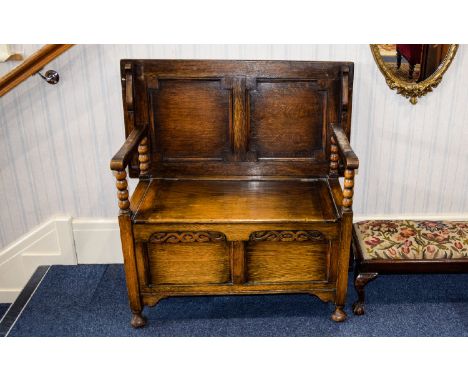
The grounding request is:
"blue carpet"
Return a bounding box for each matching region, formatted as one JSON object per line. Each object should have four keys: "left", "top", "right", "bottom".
{"left": 7, "top": 264, "right": 468, "bottom": 336}
{"left": 0, "top": 304, "right": 10, "bottom": 320}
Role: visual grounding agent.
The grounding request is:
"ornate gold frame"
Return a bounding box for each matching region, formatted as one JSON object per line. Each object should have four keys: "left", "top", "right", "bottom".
{"left": 370, "top": 44, "right": 459, "bottom": 104}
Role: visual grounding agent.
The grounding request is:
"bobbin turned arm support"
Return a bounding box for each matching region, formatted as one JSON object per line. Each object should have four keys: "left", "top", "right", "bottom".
{"left": 110, "top": 124, "right": 150, "bottom": 215}
{"left": 330, "top": 123, "right": 359, "bottom": 211}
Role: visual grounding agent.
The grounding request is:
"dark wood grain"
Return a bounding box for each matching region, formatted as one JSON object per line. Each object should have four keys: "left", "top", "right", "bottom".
{"left": 332, "top": 212, "right": 353, "bottom": 322}
{"left": 153, "top": 79, "right": 229, "bottom": 160}
{"left": 134, "top": 179, "right": 337, "bottom": 224}
{"left": 231, "top": 77, "right": 248, "bottom": 161}
{"left": 118, "top": 214, "right": 145, "bottom": 328}
{"left": 148, "top": 240, "right": 230, "bottom": 285}
{"left": 121, "top": 60, "right": 354, "bottom": 179}
{"left": 246, "top": 241, "right": 329, "bottom": 283}
{"left": 111, "top": 59, "right": 358, "bottom": 327}
{"left": 249, "top": 81, "right": 325, "bottom": 160}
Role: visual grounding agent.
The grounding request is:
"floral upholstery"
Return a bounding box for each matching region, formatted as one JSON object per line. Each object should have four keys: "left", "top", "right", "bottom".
{"left": 354, "top": 220, "right": 468, "bottom": 260}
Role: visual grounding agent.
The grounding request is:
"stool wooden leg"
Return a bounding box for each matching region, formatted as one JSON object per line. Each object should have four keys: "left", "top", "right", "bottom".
{"left": 352, "top": 272, "right": 378, "bottom": 315}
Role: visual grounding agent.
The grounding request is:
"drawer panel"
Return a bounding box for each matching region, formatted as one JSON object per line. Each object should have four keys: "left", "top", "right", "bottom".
{"left": 246, "top": 241, "right": 329, "bottom": 283}
{"left": 147, "top": 232, "right": 230, "bottom": 285}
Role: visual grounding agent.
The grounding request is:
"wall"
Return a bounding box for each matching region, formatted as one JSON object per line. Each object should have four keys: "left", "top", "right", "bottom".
{"left": 1, "top": 44, "right": 467, "bottom": 250}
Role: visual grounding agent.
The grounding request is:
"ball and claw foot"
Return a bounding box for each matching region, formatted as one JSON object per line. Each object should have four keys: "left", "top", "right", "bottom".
{"left": 352, "top": 301, "right": 365, "bottom": 316}
{"left": 131, "top": 313, "right": 147, "bottom": 328}
{"left": 331, "top": 306, "right": 347, "bottom": 322}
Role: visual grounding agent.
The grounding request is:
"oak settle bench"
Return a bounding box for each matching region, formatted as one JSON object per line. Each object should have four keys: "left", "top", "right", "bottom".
{"left": 110, "top": 60, "right": 359, "bottom": 328}
{"left": 352, "top": 220, "right": 468, "bottom": 315}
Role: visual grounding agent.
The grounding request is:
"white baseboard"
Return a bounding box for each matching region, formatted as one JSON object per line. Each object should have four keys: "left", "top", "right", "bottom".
{"left": 1, "top": 213, "right": 467, "bottom": 303}
{"left": 72, "top": 218, "right": 123, "bottom": 264}
{"left": 0, "top": 216, "right": 77, "bottom": 303}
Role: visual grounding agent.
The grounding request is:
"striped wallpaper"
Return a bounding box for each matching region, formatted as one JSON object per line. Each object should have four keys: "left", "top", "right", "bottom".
{"left": 0, "top": 44, "right": 467, "bottom": 249}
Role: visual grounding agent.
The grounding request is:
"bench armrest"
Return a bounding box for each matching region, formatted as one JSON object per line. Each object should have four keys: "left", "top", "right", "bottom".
{"left": 331, "top": 123, "right": 359, "bottom": 170}
{"left": 110, "top": 124, "right": 149, "bottom": 171}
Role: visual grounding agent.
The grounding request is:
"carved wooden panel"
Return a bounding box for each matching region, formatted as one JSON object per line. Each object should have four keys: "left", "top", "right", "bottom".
{"left": 121, "top": 60, "right": 353, "bottom": 178}
{"left": 151, "top": 79, "right": 230, "bottom": 161}
{"left": 249, "top": 230, "right": 326, "bottom": 242}
{"left": 150, "top": 231, "right": 226, "bottom": 243}
{"left": 147, "top": 239, "right": 230, "bottom": 285}
{"left": 246, "top": 241, "right": 329, "bottom": 283}
{"left": 249, "top": 81, "right": 327, "bottom": 161}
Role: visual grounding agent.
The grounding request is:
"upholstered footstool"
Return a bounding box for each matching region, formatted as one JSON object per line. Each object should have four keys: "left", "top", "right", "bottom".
{"left": 351, "top": 220, "right": 468, "bottom": 315}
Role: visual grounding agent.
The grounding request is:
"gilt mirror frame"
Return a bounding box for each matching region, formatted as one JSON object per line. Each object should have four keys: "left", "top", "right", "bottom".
{"left": 370, "top": 44, "right": 459, "bottom": 104}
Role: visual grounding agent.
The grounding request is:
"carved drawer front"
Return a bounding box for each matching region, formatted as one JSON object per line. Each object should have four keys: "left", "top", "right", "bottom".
{"left": 246, "top": 231, "right": 330, "bottom": 284}
{"left": 147, "top": 232, "right": 230, "bottom": 285}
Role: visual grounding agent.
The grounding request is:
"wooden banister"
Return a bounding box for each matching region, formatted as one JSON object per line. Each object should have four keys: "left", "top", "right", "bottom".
{"left": 0, "top": 44, "right": 73, "bottom": 97}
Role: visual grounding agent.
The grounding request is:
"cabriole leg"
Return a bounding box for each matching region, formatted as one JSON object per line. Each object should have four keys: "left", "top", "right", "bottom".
{"left": 352, "top": 272, "right": 378, "bottom": 315}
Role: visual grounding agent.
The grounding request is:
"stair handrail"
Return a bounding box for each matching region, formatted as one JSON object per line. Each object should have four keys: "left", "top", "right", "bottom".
{"left": 0, "top": 44, "right": 73, "bottom": 97}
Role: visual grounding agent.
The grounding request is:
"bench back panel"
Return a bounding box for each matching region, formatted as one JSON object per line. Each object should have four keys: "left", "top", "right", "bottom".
{"left": 120, "top": 60, "right": 353, "bottom": 178}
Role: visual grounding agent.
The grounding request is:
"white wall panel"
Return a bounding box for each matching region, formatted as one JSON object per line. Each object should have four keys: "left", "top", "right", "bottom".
{"left": 0, "top": 44, "right": 467, "bottom": 249}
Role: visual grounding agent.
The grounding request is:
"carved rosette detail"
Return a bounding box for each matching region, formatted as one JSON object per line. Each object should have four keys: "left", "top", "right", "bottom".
{"left": 249, "top": 230, "right": 325, "bottom": 242}
{"left": 150, "top": 231, "right": 226, "bottom": 244}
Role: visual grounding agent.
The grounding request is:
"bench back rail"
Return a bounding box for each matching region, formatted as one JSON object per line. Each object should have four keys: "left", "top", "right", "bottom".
{"left": 119, "top": 60, "right": 354, "bottom": 179}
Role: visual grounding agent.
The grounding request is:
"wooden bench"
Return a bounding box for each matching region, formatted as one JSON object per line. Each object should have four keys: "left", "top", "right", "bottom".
{"left": 110, "top": 60, "right": 359, "bottom": 328}
{"left": 352, "top": 220, "right": 468, "bottom": 315}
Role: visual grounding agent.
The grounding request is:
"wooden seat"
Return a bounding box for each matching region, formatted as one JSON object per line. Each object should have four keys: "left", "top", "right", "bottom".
{"left": 110, "top": 60, "right": 359, "bottom": 328}
{"left": 133, "top": 179, "right": 338, "bottom": 224}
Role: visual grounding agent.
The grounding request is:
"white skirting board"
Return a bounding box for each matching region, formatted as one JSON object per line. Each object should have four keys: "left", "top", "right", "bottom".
{"left": 1, "top": 214, "right": 467, "bottom": 303}
{"left": 0, "top": 217, "right": 123, "bottom": 302}
{"left": 72, "top": 219, "right": 123, "bottom": 264}
{"left": 0, "top": 217, "right": 77, "bottom": 303}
